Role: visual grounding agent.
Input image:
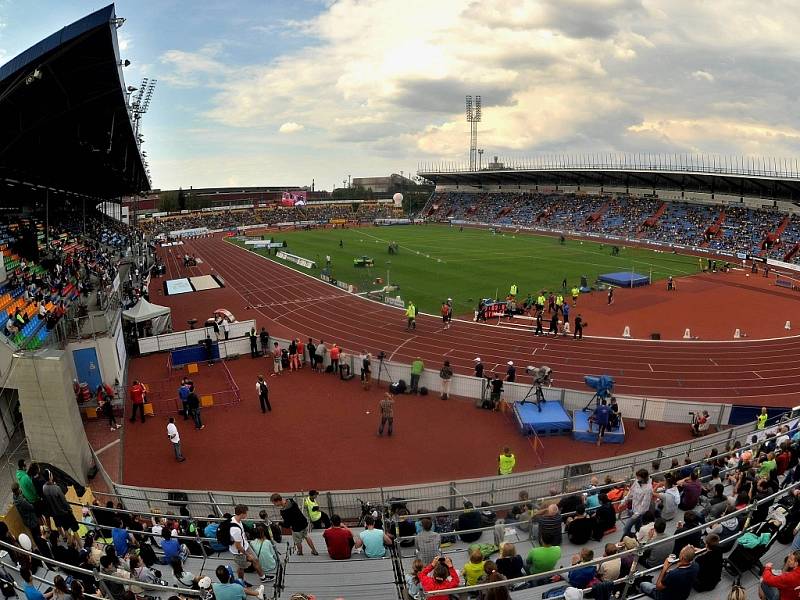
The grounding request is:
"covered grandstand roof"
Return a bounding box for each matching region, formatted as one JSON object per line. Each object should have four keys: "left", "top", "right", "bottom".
{"left": 419, "top": 159, "right": 800, "bottom": 203}
{"left": 0, "top": 4, "right": 149, "bottom": 199}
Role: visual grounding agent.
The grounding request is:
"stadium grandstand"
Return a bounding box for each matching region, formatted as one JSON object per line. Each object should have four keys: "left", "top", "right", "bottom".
{"left": 2, "top": 5, "right": 800, "bottom": 600}
{"left": 418, "top": 157, "right": 800, "bottom": 264}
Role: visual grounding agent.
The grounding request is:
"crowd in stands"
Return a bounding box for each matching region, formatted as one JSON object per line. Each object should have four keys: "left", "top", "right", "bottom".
{"left": 5, "top": 416, "right": 800, "bottom": 599}
{"left": 138, "top": 202, "right": 399, "bottom": 236}
{"left": 0, "top": 212, "right": 135, "bottom": 349}
{"left": 427, "top": 191, "right": 800, "bottom": 263}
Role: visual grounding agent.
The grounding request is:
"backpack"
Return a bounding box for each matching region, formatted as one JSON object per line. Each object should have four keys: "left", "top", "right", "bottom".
{"left": 216, "top": 518, "right": 236, "bottom": 547}
{"left": 542, "top": 585, "right": 569, "bottom": 598}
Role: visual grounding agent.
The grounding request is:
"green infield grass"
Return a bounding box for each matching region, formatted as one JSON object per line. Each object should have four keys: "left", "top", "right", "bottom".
{"left": 230, "top": 225, "right": 700, "bottom": 314}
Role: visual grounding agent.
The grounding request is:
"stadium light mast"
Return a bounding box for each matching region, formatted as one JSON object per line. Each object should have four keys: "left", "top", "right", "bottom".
{"left": 465, "top": 95, "right": 481, "bottom": 171}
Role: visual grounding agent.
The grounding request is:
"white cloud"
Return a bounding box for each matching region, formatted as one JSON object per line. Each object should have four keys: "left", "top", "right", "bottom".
{"left": 691, "top": 70, "right": 714, "bottom": 82}
{"left": 278, "top": 121, "right": 304, "bottom": 134}
{"left": 150, "top": 0, "right": 800, "bottom": 188}
{"left": 116, "top": 30, "right": 131, "bottom": 52}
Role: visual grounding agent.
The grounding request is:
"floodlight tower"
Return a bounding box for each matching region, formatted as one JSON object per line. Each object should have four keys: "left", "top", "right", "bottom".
{"left": 130, "top": 77, "right": 157, "bottom": 139}
{"left": 465, "top": 95, "right": 481, "bottom": 171}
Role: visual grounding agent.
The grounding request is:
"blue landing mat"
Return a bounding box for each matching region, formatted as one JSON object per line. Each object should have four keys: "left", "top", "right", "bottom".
{"left": 598, "top": 271, "right": 650, "bottom": 287}
{"left": 513, "top": 400, "right": 572, "bottom": 436}
{"left": 572, "top": 410, "right": 626, "bottom": 443}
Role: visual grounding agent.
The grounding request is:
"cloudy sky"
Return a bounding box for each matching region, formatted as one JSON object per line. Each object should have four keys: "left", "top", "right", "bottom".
{"left": 1, "top": 0, "right": 798, "bottom": 190}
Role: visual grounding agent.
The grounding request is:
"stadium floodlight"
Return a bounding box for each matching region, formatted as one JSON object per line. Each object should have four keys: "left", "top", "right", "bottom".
{"left": 118, "top": 59, "right": 131, "bottom": 67}
{"left": 111, "top": 17, "right": 126, "bottom": 28}
{"left": 465, "top": 95, "right": 482, "bottom": 171}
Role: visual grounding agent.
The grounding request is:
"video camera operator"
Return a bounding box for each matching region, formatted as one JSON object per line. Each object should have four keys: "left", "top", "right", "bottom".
{"left": 690, "top": 410, "right": 709, "bottom": 436}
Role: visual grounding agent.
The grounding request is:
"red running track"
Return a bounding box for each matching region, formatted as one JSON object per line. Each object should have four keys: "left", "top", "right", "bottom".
{"left": 149, "top": 236, "right": 800, "bottom": 406}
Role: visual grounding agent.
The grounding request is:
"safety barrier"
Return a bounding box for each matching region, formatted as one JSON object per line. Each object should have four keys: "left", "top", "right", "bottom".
{"left": 137, "top": 318, "right": 256, "bottom": 354}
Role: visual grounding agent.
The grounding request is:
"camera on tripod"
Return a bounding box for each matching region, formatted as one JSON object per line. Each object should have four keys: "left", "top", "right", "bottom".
{"left": 377, "top": 351, "right": 386, "bottom": 360}
{"left": 526, "top": 365, "right": 553, "bottom": 386}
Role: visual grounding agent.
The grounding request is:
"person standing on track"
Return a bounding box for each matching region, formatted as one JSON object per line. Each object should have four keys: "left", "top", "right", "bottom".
{"left": 548, "top": 293, "right": 555, "bottom": 314}
{"left": 129, "top": 380, "right": 146, "bottom": 423}
{"left": 406, "top": 302, "right": 417, "bottom": 331}
{"left": 378, "top": 392, "right": 394, "bottom": 436}
{"left": 498, "top": 447, "right": 516, "bottom": 475}
{"left": 506, "top": 361, "right": 516, "bottom": 383}
{"left": 410, "top": 357, "right": 425, "bottom": 393}
{"left": 259, "top": 328, "right": 270, "bottom": 355}
{"left": 440, "top": 301, "right": 452, "bottom": 329}
{"left": 439, "top": 360, "right": 453, "bottom": 400}
{"left": 607, "top": 287, "right": 614, "bottom": 305}
{"left": 574, "top": 314, "right": 584, "bottom": 340}
{"left": 307, "top": 338, "right": 317, "bottom": 371}
{"left": 549, "top": 311, "right": 558, "bottom": 336}
{"left": 329, "top": 344, "right": 341, "bottom": 374}
{"left": 272, "top": 342, "right": 283, "bottom": 376}
{"left": 166, "top": 417, "right": 185, "bottom": 462}
{"left": 562, "top": 301, "right": 570, "bottom": 327}
{"left": 667, "top": 276, "right": 675, "bottom": 291}
{"left": 222, "top": 319, "right": 230, "bottom": 340}
{"left": 571, "top": 286, "right": 580, "bottom": 307}
{"left": 249, "top": 328, "right": 258, "bottom": 358}
{"left": 535, "top": 313, "right": 544, "bottom": 336}
{"left": 256, "top": 375, "right": 272, "bottom": 413}
{"left": 474, "top": 357, "right": 484, "bottom": 378}
{"left": 361, "top": 352, "right": 372, "bottom": 390}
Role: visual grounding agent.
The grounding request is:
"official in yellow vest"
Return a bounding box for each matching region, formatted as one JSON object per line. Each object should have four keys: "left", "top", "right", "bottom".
{"left": 405, "top": 302, "right": 417, "bottom": 331}
{"left": 510, "top": 284, "right": 518, "bottom": 296}
{"left": 498, "top": 447, "right": 516, "bottom": 475}
{"left": 571, "top": 287, "right": 580, "bottom": 306}
{"left": 304, "top": 490, "right": 331, "bottom": 529}
{"left": 757, "top": 407, "right": 768, "bottom": 430}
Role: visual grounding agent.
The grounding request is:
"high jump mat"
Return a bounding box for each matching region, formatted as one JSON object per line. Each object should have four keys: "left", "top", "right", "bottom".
{"left": 513, "top": 400, "right": 572, "bottom": 436}
{"left": 598, "top": 271, "right": 650, "bottom": 287}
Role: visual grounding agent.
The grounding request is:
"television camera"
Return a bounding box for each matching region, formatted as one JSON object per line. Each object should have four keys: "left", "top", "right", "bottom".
{"left": 582, "top": 374, "right": 614, "bottom": 412}
{"left": 520, "top": 365, "right": 553, "bottom": 410}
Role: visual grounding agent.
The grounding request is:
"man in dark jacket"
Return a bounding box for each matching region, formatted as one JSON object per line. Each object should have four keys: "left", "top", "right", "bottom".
{"left": 42, "top": 469, "right": 78, "bottom": 539}
{"left": 456, "top": 501, "right": 482, "bottom": 543}
{"left": 271, "top": 493, "right": 319, "bottom": 556}
{"left": 12, "top": 483, "right": 39, "bottom": 534}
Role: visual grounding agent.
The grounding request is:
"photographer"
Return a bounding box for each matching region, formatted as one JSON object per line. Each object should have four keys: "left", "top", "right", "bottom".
{"left": 691, "top": 410, "right": 710, "bottom": 436}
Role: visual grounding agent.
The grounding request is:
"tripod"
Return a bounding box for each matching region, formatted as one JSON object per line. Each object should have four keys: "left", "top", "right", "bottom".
{"left": 582, "top": 391, "right": 610, "bottom": 412}
{"left": 377, "top": 354, "right": 394, "bottom": 388}
{"left": 519, "top": 382, "right": 545, "bottom": 411}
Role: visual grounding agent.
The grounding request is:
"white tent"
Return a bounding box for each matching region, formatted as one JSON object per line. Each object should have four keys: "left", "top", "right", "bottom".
{"left": 122, "top": 298, "right": 172, "bottom": 335}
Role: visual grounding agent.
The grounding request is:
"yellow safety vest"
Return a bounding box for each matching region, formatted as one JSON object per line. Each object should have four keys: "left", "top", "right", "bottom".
{"left": 304, "top": 496, "right": 321, "bottom": 522}
{"left": 510, "top": 284, "right": 517, "bottom": 296}
{"left": 757, "top": 413, "right": 767, "bottom": 430}
{"left": 406, "top": 305, "right": 415, "bottom": 318}
{"left": 571, "top": 288, "right": 580, "bottom": 297}
{"left": 498, "top": 453, "right": 516, "bottom": 475}
{"left": 537, "top": 295, "right": 545, "bottom": 306}
{"left": 556, "top": 295, "right": 563, "bottom": 305}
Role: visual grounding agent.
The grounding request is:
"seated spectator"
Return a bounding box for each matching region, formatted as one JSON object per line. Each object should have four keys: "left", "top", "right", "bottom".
{"left": 692, "top": 533, "right": 723, "bottom": 592}
{"left": 323, "top": 514, "right": 360, "bottom": 560}
{"left": 456, "top": 501, "right": 483, "bottom": 543}
{"left": 395, "top": 508, "right": 416, "bottom": 547}
{"left": 111, "top": 518, "right": 136, "bottom": 557}
{"left": 212, "top": 565, "right": 263, "bottom": 600}
{"left": 359, "top": 515, "right": 393, "bottom": 558}
{"left": 642, "top": 519, "right": 672, "bottom": 568}
{"left": 568, "top": 548, "right": 597, "bottom": 588}
{"left": 419, "top": 556, "right": 460, "bottom": 593}
{"left": 159, "top": 529, "right": 185, "bottom": 565}
{"left": 592, "top": 494, "right": 617, "bottom": 540}
{"left": 672, "top": 511, "right": 702, "bottom": 556}
{"left": 565, "top": 505, "right": 594, "bottom": 545}
{"left": 434, "top": 506, "right": 457, "bottom": 545}
{"left": 525, "top": 531, "right": 561, "bottom": 575}
{"left": 678, "top": 472, "right": 702, "bottom": 510}
{"left": 479, "top": 501, "right": 497, "bottom": 527}
{"left": 495, "top": 542, "right": 525, "bottom": 579}
{"left": 414, "top": 517, "right": 441, "bottom": 564}
{"left": 250, "top": 525, "right": 278, "bottom": 579}
{"left": 705, "top": 505, "right": 740, "bottom": 547}
{"left": 639, "top": 545, "right": 699, "bottom": 599}
{"left": 169, "top": 556, "right": 199, "bottom": 588}
{"left": 656, "top": 475, "right": 680, "bottom": 521}
{"left": 761, "top": 551, "right": 800, "bottom": 600}
{"left": 596, "top": 543, "right": 621, "bottom": 582}
{"left": 533, "top": 503, "right": 563, "bottom": 546}
{"left": 404, "top": 559, "right": 425, "bottom": 599}
{"left": 461, "top": 547, "right": 486, "bottom": 586}
{"left": 703, "top": 484, "right": 730, "bottom": 520}
{"left": 203, "top": 515, "right": 228, "bottom": 553}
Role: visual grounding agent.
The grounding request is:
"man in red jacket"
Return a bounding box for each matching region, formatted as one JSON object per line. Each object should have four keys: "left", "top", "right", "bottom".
{"left": 129, "top": 380, "right": 147, "bottom": 423}
{"left": 760, "top": 551, "right": 800, "bottom": 600}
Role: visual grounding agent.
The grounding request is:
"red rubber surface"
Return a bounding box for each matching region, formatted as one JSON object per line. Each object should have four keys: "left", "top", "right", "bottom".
{"left": 148, "top": 236, "right": 800, "bottom": 406}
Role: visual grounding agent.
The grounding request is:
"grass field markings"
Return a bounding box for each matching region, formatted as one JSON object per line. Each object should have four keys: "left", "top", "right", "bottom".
{"left": 388, "top": 336, "right": 418, "bottom": 361}
{"left": 358, "top": 228, "right": 450, "bottom": 264}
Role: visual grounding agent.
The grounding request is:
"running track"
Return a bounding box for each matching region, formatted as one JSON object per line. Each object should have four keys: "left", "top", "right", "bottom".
{"left": 152, "top": 236, "right": 800, "bottom": 406}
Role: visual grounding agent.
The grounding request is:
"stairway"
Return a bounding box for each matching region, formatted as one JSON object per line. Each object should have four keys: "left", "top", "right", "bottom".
{"left": 586, "top": 201, "right": 609, "bottom": 223}
{"left": 643, "top": 201, "right": 668, "bottom": 228}
{"left": 784, "top": 242, "right": 799, "bottom": 263}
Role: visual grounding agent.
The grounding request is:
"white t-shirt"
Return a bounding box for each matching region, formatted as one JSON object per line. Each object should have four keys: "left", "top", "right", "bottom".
{"left": 167, "top": 422, "right": 180, "bottom": 444}
{"left": 228, "top": 518, "right": 248, "bottom": 555}
{"left": 223, "top": 321, "right": 230, "bottom": 332}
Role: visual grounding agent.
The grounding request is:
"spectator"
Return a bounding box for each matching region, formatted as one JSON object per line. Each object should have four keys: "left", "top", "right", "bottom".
{"left": 169, "top": 556, "right": 199, "bottom": 588}
{"left": 42, "top": 469, "right": 78, "bottom": 539}
{"left": 405, "top": 558, "right": 425, "bottom": 598}
{"left": 129, "top": 380, "right": 146, "bottom": 423}
{"left": 212, "top": 564, "right": 263, "bottom": 600}
{"left": 639, "top": 545, "right": 699, "bottom": 599}
{"left": 692, "top": 533, "right": 723, "bottom": 592}
{"left": 566, "top": 505, "right": 594, "bottom": 545}
{"left": 592, "top": 493, "right": 617, "bottom": 540}
{"left": 533, "top": 503, "right": 563, "bottom": 546}
{"left": 622, "top": 468, "right": 653, "bottom": 537}
{"left": 323, "top": 514, "right": 361, "bottom": 560}
{"left": 495, "top": 542, "right": 525, "bottom": 579}
{"left": 439, "top": 360, "right": 453, "bottom": 399}
{"left": 462, "top": 547, "right": 486, "bottom": 586}
{"left": 656, "top": 474, "right": 680, "bottom": 521}
{"left": 159, "top": 529, "right": 185, "bottom": 565}
{"left": 359, "top": 515, "right": 393, "bottom": 558}
{"left": 228, "top": 505, "right": 267, "bottom": 582}
{"left": 250, "top": 525, "right": 278, "bottom": 580}
{"left": 259, "top": 328, "right": 269, "bottom": 355}
{"left": 597, "top": 543, "right": 621, "bottom": 582}
{"left": 761, "top": 550, "right": 800, "bottom": 600}
{"left": 642, "top": 518, "right": 672, "bottom": 568}
{"left": 414, "top": 517, "right": 441, "bottom": 564}
{"left": 20, "top": 566, "right": 46, "bottom": 600}
{"left": 271, "top": 494, "right": 318, "bottom": 556}
{"left": 672, "top": 511, "right": 702, "bottom": 556}
{"left": 525, "top": 531, "right": 561, "bottom": 575}
{"left": 419, "top": 556, "right": 459, "bottom": 593}
{"left": 678, "top": 471, "right": 702, "bottom": 510}
{"left": 456, "top": 501, "right": 483, "bottom": 543}
{"left": 166, "top": 417, "right": 185, "bottom": 462}
{"left": 568, "top": 548, "right": 597, "bottom": 588}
